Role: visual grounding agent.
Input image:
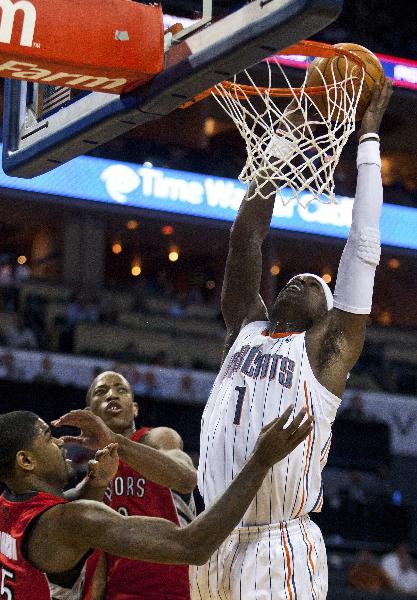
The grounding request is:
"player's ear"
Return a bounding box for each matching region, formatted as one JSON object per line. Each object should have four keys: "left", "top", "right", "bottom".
{"left": 15, "top": 450, "right": 35, "bottom": 473}
{"left": 133, "top": 402, "right": 139, "bottom": 418}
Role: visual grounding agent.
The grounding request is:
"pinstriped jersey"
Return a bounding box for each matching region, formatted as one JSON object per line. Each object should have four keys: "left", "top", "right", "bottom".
{"left": 198, "top": 321, "right": 341, "bottom": 526}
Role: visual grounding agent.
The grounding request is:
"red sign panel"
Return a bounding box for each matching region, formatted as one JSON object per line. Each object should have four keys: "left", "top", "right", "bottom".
{"left": 0, "top": 0, "right": 164, "bottom": 93}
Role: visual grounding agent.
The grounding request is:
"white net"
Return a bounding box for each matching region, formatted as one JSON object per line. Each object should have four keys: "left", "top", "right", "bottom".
{"left": 212, "top": 53, "right": 365, "bottom": 206}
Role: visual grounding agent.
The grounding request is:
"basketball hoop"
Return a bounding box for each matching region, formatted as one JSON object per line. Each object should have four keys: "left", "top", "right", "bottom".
{"left": 182, "top": 41, "right": 366, "bottom": 206}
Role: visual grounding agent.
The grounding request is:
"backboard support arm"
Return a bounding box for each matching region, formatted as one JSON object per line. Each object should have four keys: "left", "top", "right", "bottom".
{"left": 170, "top": 0, "right": 213, "bottom": 42}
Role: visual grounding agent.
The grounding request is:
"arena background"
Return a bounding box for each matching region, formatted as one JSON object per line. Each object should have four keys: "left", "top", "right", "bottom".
{"left": 0, "top": 1, "right": 417, "bottom": 598}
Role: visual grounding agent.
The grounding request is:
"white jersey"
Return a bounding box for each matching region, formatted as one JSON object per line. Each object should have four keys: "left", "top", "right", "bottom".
{"left": 198, "top": 321, "right": 341, "bottom": 526}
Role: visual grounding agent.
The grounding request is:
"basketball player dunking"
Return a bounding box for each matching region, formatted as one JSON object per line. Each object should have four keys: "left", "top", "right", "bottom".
{"left": 193, "top": 79, "right": 393, "bottom": 600}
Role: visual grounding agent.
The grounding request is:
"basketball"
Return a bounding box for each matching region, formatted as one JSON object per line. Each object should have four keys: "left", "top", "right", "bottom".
{"left": 306, "top": 43, "right": 386, "bottom": 121}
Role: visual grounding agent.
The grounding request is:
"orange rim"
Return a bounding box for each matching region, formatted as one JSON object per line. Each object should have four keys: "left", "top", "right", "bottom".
{"left": 180, "top": 40, "right": 366, "bottom": 109}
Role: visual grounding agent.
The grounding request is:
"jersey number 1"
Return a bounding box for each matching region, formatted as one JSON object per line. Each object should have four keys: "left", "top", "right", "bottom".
{"left": 233, "top": 386, "right": 246, "bottom": 425}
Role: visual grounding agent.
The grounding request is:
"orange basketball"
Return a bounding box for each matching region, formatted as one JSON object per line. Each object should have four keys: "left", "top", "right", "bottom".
{"left": 306, "top": 43, "right": 385, "bottom": 121}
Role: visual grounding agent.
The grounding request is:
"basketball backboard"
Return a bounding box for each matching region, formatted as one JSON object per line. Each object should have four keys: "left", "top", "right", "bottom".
{"left": 2, "top": 0, "right": 343, "bottom": 178}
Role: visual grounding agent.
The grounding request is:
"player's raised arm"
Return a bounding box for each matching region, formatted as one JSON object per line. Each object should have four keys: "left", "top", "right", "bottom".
{"left": 63, "top": 443, "right": 119, "bottom": 501}
{"left": 28, "top": 407, "right": 312, "bottom": 572}
{"left": 307, "top": 79, "right": 393, "bottom": 396}
{"left": 52, "top": 409, "right": 197, "bottom": 494}
{"left": 221, "top": 179, "right": 273, "bottom": 352}
{"left": 221, "top": 104, "right": 309, "bottom": 357}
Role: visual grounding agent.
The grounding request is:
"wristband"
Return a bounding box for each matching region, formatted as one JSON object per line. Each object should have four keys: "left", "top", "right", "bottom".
{"left": 357, "top": 139, "right": 381, "bottom": 168}
{"left": 359, "top": 132, "right": 380, "bottom": 144}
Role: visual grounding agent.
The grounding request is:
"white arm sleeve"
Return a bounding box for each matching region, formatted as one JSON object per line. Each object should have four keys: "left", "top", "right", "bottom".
{"left": 333, "top": 140, "right": 382, "bottom": 314}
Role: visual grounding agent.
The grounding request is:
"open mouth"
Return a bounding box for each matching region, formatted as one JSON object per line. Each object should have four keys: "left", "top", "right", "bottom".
{"left": 105, "top": 401, "right": 123, "bottom": 416}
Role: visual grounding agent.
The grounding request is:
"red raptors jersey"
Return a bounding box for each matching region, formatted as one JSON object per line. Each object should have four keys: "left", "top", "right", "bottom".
{"left": 0, "top": 490, "right": 66, "bottom": 599}
{"left": 84, "top": 428, "right": 191, "bottom": 600}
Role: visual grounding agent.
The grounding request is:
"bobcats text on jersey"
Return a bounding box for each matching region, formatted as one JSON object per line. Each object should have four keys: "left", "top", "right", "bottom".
{"left": 223, "top": 343, "right": 296, "bottom": 388}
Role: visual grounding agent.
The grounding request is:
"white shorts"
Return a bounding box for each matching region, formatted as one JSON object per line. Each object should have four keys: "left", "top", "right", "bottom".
{"left": 191, "top": 515, "right": 328, "bottom": 600}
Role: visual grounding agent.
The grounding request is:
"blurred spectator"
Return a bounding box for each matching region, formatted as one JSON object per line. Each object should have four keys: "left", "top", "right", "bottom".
{"left": 66, "top": 291, "right": 99, "bottom": 325}
{"left": 168, "top": 293, "right": 187, "bottom": 318}
{"left": 5, "top": 315, "right": 38, "bottom": 350}
{"left": 339, "top": 394, "right": 371, "bottom": 421}
{"left": 32, "top": 356, "right": 58, "bottom": 385}
{"left": 348, "top": 550, "right": 392, "bottom": 593}
{"left": 113, "top": 342, "right": 140, "bottom": 363}
{"left": 152, "top": 270, "right": 173, "bottom": 298}
{"left": 151, "top": 351, "right": 169, "bottom": 367}
{"left": 24, "top": 294, "right": 47, "bottom": 348}
{"left": 179, "top": 372, "right": 195, "bottom": 401}
{"left": 98, "top": 295, "right": 118, "bottom": 324}
{"left": 60, "top": 291, "right": 99, "bottom": 352}
{"left": 110, "top": 362, "right": 141, "bottom": 388}
{"left": 339, "top": 471, "right": 370, "bottom": 539}
{"left": 346, "top": 471, "right": 369, "bottom": 504}
{"left": 373, "top": 465, "right": 394, "bottom": 502}
{"left": 143, "top": 370, "right": 158, "bottom": 396}
{"left": 15, "top": 262, "right": 30, "bottom": 283}
{"left": 381, "top": 543, "right": 417, "bottom": 595}
{"left": 0, "top": 255, "right": 18, "bottom": 312}
{"left": 0, "top": 352, "right": 24, "bottom": 380}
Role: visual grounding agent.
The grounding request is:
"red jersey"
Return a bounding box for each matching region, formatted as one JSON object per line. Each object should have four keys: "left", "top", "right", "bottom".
{"left": 0, "top": 490, "right": 66, "bottom": 600}
{"left": 84, "top": 428, "right": 192, "bottom": 600}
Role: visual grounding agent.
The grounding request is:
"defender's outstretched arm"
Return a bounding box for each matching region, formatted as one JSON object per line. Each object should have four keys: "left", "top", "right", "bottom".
{"left": 28, "top": 408, "right": 312, "bottom": 573}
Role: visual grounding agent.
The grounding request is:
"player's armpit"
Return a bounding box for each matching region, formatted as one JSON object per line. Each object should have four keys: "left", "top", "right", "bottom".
{"left": 306, "top": 309, "right": 366, "bottom": 397}
{"left": 329, "top": 307, "right": 367, "bottom": 361}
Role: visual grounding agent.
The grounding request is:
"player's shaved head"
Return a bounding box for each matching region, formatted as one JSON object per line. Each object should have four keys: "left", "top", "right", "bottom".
{"left": 86, "top": 371, "right": 137, "bottom": 436}
{"left": 86, "top": 371, "right": 131, "bottom": 406}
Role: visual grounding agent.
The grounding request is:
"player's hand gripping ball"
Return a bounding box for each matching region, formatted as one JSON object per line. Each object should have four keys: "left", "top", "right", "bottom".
{"left": 306, "top": 43, "right": 385, "bottom": 122}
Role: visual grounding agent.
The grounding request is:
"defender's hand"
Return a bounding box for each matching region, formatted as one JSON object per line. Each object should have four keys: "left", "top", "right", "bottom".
{"left": 252, "top": 406, "right": 313, "bottom": 469}
{"left": 52, "top": 409, "right": 116, "bottom": 450}
{"left": 87, "top": 443, "right": 119, "bottom": 487}
{"left": 359, "top": 79, "right": 393, "bottom": 136}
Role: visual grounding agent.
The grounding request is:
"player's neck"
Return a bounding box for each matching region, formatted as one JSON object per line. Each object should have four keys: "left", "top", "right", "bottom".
{"left": 269, "top": 319, "right": 306, "bottom": 334}
{"left": 117, "top": 423, "right": 136, "bottom": 438}
{"left": 270, "top": 304, "right": 312, "bottom": 333}
{"left": 7, "top": 478, "right": 65, "bottom": 498}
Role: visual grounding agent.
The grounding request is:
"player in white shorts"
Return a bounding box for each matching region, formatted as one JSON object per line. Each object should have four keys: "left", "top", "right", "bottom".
{"left": 192, "top": 79, "right": 393, "bottom": 600}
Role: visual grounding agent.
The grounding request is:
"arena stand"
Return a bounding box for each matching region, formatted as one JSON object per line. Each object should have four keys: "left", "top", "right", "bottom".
{"left": 0, "top": 277, "right": 415, "bottom": 391}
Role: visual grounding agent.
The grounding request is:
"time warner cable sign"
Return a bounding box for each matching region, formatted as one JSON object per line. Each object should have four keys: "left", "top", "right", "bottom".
{"left": 0, "top": 148, "right": 416, "bottom": 250}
